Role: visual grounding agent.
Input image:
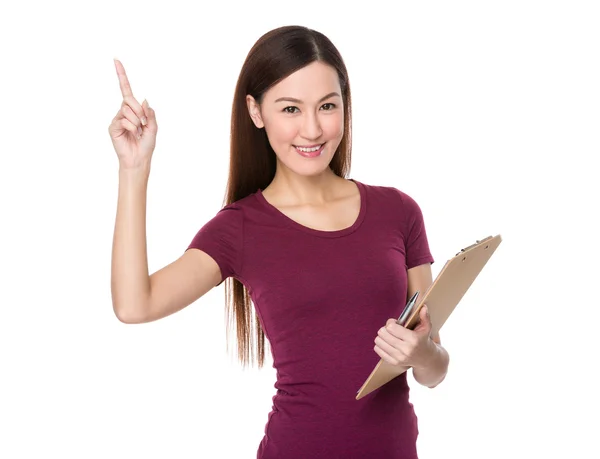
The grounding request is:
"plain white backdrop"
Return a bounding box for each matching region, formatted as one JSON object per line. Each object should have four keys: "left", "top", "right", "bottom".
{"left": 1, "top": 1, "right": 598, "bottom": 458}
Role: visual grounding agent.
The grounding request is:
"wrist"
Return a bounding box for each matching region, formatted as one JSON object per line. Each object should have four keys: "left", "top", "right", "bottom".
{"left": 119, "top": 163, "right": 151, "bottom": 181}
{"left": 413, "top": 338, "right": 439, "bottom": 371}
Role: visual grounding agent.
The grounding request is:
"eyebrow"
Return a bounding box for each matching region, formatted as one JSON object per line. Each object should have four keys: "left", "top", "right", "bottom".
{"left": 274, "top": 92, "right": 341, "bottom": 104}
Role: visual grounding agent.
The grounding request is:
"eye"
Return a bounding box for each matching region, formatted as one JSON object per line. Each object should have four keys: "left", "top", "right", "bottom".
{"left": 321, "top": 103, "right": 336, "bottom": 110}
{"left": 283, "top": 106, "right": 299, "bottom": 114}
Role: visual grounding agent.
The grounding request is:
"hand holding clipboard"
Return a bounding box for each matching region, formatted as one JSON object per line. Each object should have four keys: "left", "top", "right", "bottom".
{"left": 356, "top": 235, "right": 503, "bottom": 400}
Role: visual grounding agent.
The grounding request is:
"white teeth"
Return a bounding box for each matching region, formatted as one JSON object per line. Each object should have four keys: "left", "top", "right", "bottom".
{"left": 296, "top": 144, "right": 322, "bottom": 152}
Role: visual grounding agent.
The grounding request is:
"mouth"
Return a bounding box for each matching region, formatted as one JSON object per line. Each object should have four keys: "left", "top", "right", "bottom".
{"left": 294, "top": 143, "right": 325, "bottom": 157}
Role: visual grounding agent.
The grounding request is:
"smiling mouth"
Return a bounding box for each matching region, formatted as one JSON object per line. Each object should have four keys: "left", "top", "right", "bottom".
{"left": 294, "top": 143, "right": 324, "bottom": 152}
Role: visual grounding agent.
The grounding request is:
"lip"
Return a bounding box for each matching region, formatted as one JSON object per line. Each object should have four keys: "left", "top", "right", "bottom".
{"left": 293, "top": 143, "right": 323, "bottom": 148}
{"left": 294, "top": 142, "right": 325, "bottom": 158}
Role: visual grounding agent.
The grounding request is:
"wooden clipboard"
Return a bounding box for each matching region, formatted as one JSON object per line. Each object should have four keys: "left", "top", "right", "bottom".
{"left": 355, "top": 234, "right": 502, "bottom": 400}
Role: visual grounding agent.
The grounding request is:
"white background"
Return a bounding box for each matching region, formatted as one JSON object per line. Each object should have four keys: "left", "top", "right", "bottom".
{"left": 1, "top": 1, "right": 598, "bottom": 458}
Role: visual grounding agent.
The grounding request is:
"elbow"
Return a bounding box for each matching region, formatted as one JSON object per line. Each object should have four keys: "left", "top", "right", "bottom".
{"left": 111, "top": 289, "right": 150, "bottom": 324}
{"left": 113, "top": 302, "right": 146, "bottom": 324}
{"left": 426, "top": 370, "right": 449, "bottom": 389}
{"left": 426, "top": 377, "right": 445, "bottom": 389}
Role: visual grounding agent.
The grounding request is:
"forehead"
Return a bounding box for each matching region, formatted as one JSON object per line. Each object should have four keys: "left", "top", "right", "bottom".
{"left": 263, "top": 61, "right": 341, "bottom": 102}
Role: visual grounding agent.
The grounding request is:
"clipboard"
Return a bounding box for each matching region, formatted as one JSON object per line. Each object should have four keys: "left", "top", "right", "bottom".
{"left": 355, "top": 234, "right": 502, "bottom": 400}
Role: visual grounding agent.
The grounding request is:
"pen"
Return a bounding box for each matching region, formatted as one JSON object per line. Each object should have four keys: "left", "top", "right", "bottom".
{"left": 356, "top": 291, "right": 422, "bottom": 396}
{"left": 397, "top": 290, "right": 419, "bottom": 326}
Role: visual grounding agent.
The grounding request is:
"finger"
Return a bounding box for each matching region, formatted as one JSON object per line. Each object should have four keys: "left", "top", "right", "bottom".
{"left": 375, "top": 335, "right": 398, "bottom": 355}
{"left": 413, "top": 307, "right": 430, "bottom": 332}
{"left": 422, "top": 305, "right": 432, "bottom": 326}
{"left": 374, "top": 341, "right": 405, "bottom": 366}
{"left": 120, "top": 104, "right": 142, "bottom": 130}
{"left": 383, "top": 322, "right": 412, "bottom": 340}
{"left": 141, "top": 99, "right": 154, "bottom": 128}
{"left": 122, "top": 95, "right": 147, "bottom": 127}
{"left": 120, "top": 117, "right": 139, "bottom": 137}
{"left": 114, "top": 59, "right": 134, "bottom": 99}
{"left": 114, "top": 60, "right": 148, "bottom": 127}
{"left": 378, "top": 326, "right": 411, "bottom": 350}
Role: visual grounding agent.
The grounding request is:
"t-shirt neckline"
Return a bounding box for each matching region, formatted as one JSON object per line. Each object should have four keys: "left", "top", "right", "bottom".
{"left": 255, "top": 178, "right": 367, "bottom": 238}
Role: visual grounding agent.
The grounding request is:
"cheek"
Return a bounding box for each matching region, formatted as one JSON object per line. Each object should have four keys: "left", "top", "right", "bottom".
{"left": 322, "top": 113, "right": 344, "bottom": 138}
{"left": 265, "top": 119, "right": 297, "bottom": 143}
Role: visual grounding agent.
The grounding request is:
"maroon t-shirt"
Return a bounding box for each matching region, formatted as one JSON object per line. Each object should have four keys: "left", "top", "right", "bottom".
{"left": 186, "top": 179, "right": 434, "bottom": 459}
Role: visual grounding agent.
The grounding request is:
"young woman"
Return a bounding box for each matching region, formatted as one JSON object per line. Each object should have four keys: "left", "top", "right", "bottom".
{"left": 109, "top": 25, "right": 449, "bottom": 459}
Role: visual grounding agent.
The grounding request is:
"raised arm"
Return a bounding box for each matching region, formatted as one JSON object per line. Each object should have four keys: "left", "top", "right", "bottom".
{"left": 108, "top": 59, "right": 222, "bottom": 324}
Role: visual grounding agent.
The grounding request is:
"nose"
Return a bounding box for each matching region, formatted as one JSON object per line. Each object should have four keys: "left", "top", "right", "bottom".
{"left": 299, "top": 111, "right": 323, "bottom": 140}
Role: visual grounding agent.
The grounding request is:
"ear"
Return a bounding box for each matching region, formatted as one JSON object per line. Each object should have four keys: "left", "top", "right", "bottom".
{"left": 246, "top": 95, "right": 265, "bottom": 129}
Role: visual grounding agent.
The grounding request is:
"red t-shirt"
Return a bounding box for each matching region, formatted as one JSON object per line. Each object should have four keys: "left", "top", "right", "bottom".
{"left": 186, "top": 179, "right": 435, "bottom": 459}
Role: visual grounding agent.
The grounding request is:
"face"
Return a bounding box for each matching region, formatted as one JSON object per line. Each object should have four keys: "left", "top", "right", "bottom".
{"left": 246, "top": 61, "right": 344, "bottom": 176}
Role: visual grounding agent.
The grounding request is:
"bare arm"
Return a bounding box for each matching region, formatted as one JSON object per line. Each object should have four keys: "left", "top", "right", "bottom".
{"left": 110, "top": 165, "right": 221, "bottom": 324}
{"left": 109, "top": 60, "right": 221, "bottom": 324}
{"left": 407, "top": 263, "right": 449, "bottom": 387}
{"left": 406, "top": 263, "right": 438, "bottom": 343}
{"left": 110, "top": 165, "right": 152, "bottom": 322}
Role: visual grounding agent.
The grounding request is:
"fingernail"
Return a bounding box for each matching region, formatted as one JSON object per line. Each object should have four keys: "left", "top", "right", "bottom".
{"left": 141, "top": 116, "right": 147, "bottom": 126}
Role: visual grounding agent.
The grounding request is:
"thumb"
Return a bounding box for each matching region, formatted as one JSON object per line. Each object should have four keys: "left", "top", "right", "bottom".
{"left": 416, "top": 305, "right": 431, "bottom": 330}
{"left": 142, "top": 99, "right": 157, "bottom": 130}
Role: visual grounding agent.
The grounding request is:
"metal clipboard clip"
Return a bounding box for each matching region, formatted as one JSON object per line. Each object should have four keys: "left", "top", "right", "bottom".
{"left": 455, "top": 236, "right": 494, "bottom": 257}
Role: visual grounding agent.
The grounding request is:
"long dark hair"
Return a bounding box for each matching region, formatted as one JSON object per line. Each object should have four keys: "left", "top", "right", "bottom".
{"left": 223, "top": 25, "right": 352, "bottom": 368}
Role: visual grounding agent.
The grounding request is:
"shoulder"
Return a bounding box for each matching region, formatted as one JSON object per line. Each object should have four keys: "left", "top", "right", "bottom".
{"left": 194, "top": 199, "right": 247, "bottom": 236}
{"left": 210, "top": 192, "right": 257, "bottom": 219}
{"left": 360, "top": 180, "right": 422, "bottom": 212}
{"left": 208, "top": 201, "right": 243, "bottom": 221}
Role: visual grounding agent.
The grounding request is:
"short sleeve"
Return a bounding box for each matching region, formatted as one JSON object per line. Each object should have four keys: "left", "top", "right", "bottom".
{"left": 185, "top": 204, "right": 244, "bottom": 286}
{"left": 398, "top": 190, "right": 435, "bottom": 269}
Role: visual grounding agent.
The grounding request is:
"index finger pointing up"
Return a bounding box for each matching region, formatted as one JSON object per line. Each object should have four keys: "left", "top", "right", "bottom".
{"left": 114, "top": 59, "right": 133, "bottom": 98}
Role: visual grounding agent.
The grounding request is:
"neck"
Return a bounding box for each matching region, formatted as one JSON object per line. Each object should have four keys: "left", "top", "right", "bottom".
{"left": 266, "top": 168, "right": 347, "bottom": 206}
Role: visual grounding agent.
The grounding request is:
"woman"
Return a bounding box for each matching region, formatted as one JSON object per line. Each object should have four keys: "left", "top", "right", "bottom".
{"left": 109, "top": 25, "right": 449, "bottom": 459}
